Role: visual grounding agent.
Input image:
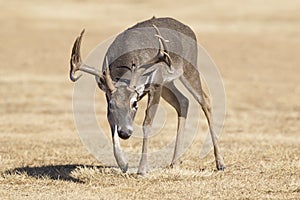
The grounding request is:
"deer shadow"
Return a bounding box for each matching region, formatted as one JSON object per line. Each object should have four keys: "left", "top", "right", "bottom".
{"left": 5, "top": 164, "right": 116, "bottom": 183}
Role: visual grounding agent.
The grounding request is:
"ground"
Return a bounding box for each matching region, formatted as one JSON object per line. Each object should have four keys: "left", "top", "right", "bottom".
{"left": 0, "top": 0, "right": 299, "bottom": 199}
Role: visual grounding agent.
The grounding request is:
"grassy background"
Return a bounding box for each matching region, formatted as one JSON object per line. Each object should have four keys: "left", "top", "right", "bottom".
{"left": 0, "top": 0, "right": 299, "bottom": 199}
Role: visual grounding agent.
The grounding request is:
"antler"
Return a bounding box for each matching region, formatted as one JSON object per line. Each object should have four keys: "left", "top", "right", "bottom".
{"left": 152, "top": 25, "right": 172, "bottom": 68}
{"left": 128, "top": 25, "right": 174, "bottom": 89}
{"left": 70, "top": 29, "right": 102, "bottom": 82}
{"left": 69, "top": 30, "right": 116, "bottom": 93}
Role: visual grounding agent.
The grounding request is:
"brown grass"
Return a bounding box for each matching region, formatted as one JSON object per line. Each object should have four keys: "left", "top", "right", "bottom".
{"left": 0, "top": 0, "right": 299, "bottom": 199}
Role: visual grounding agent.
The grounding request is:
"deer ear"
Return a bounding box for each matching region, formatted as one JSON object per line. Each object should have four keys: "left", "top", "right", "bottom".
{"left": 95, "top": 75, "right": 106, "bottom": 91}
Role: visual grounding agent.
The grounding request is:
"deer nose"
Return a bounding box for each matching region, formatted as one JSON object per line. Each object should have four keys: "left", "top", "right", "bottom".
{"left": 118, "top": 126, "right": 133, "bottom": 140}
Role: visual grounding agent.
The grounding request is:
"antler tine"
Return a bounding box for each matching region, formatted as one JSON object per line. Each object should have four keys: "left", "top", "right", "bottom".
{"left": 105, "top": 57, "right": 116, "bottom": 93}
{"left": 152, "top": 25, "right": 173, "bottom": 70}
{"left": 70, "top": 29, "right": 85, "bottom": 82}
{"left": 153, "top": 25, "right": 169, "bottom": 50}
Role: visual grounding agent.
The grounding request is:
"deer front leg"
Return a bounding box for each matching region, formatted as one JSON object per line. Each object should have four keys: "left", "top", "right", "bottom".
{"left": 162, "top": 82, "right": 189, "bottom": 167}
{"left": 137, "top": 87, "right": 161, "bottom": 175}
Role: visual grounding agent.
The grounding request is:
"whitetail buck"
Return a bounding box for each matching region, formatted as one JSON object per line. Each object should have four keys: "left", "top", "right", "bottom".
{"left": 69, "top": 17, "right": 225, "bottom": 174}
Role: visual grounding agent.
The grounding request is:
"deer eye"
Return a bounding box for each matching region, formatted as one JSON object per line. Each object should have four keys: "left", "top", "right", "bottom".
{"left": 130, "top": 96, "right": 138, "bottom": 110}
{"left": 132, "top": 100, "right": 138, "bottom": 109}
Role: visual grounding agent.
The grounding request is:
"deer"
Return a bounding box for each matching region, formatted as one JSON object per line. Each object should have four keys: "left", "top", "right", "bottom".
{"left": 69, "top": 17, "right": 225, "bottom": 175}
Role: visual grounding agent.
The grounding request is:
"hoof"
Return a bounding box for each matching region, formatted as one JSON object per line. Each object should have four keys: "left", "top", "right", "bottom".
{"left": 137, "top": 166, "right": 147, "bottom": 175}
{"left": 216, "top": 159, "right": 226, "bottom": 171}
{"left": 170, "top": 160, "right": 182, "bottom": 168}
{"left": 137, "top": 170, "right": 147, "bottom": 175}
{"left": 120, "top": 163, "right": 128, "bottom": 173}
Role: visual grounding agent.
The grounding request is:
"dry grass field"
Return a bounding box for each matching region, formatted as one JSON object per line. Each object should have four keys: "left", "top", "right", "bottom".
{"left": 0, "top": 0, "right": 299, "bottom": 199}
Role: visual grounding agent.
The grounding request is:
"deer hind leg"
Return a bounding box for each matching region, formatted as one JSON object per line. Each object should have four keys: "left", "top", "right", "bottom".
{"left": 137, "top": 86, "right": 162, "bottom": 175}
{"left": 180, "top": 64, "right": 226, "bottom": 171}
{"left": 162, "top": 82, "right": 189, "bottom": 167}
